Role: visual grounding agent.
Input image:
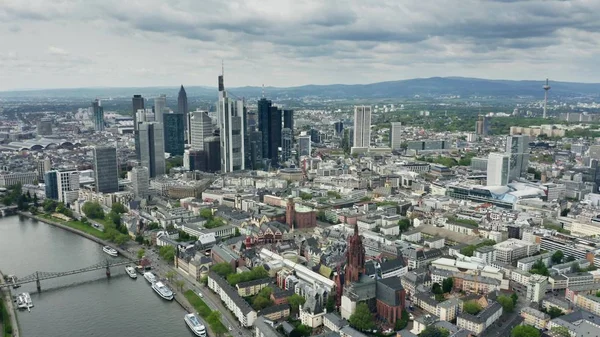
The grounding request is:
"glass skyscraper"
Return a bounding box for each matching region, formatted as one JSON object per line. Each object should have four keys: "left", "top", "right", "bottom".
{"left": 93, "top": 146, "right": 119, "bottom": 193}
{"left": 163, "top": 112, "right": 185, "bottom": 156}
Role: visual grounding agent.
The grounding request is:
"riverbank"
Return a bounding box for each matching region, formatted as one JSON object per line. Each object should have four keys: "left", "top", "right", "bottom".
{"left": 0, "top": 271, "right": 20, "bottom": 337}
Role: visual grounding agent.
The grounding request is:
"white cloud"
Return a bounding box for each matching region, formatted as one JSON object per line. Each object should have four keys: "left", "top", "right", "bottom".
{"left": 47, "top": 46, "right": 69, "bottom": 56}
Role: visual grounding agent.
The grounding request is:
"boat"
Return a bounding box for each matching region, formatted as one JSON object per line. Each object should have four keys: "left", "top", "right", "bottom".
{"left": 16, "top": 294, "right": 28, "bottom": 310}
{"left": 102, "top": 246, "right": 118, "bottom": 257}
{"left": 184, "top": 313, "right": 207, "bottom": 337}
{"left": 125, "top": 266, "right": 137, "bottom": 279}
{"left": 144, "top": 272, "right": 156, "bottom": 284}
{"left": 152, "top": 281, "right": 174, "bottom": 301}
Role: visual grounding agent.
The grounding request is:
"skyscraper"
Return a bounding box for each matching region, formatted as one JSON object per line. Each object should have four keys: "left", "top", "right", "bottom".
{"left": 189, "top": 110, "right": 213, "bottom": 149}
{"left": 334, "top": 121, "right": 344, "bottom": 136}
{"left": 204, "top": 136, "right": 221, "bottom": 173}
{"left": 258, "top": 98, "right": 273, "bottom": 164}
{"left": 352, "top": 106, "right": 371, "bottom": 152}
{"left": 178, "top": 85, "right": 189, "bottom": 135}
{"left": 269, "top": 106, "right": 282, "bottom": 166}
{"left": 37, "top": 158, "right": 51, "bottom": 182}
{"left": 44, "top": 171, "right": 58, "bottom": 200}
{"left": 93, "top": 146, "right": 119, "bottom": 193}
{"left": 37, "top": 118, "right": 53, "bottom": 136}
{"left": 130, "top": 166, "right": 149, "bottom": 199}
{"left": 506, "top": 135, "right": 530, "bottom": 181}
{"left": 475, "top": 115, "right": 490, "bottom": 136}
{"left": 283, "top": 109, "right": 294, "bottom": 130}
{"left": 163, "top": 112, "right": 185, "bottom": 156}
{"left": 92, "top": 99, "right": 104, "bottom": 132}
{"left": 132, "top": 95, "right": 145, "bottom": 160}
{"left": 248, "top": 130, "right": 263, "bottom": 170}
{"left": 154, "top": 94, "right": 166, "bottom": 125}
{"left": 57, "top": 170, "right": 79, "bottom": 204}
{"left": 298, "top": 135, "right": 311, "bottom": 157}
{"left": 218, "top": 74, "right": 245, "bottom": 172}
{"left": 281, "top": 128, "right": 292, "bottom": 163}
{"left": 139, "top": 122, "right": 166, "bottom": 178}
{"left": 390, "top": 122, "right": 402, "bottom": 150}
{"left": 487, "top": 152, "right": 510, "bottom": 186}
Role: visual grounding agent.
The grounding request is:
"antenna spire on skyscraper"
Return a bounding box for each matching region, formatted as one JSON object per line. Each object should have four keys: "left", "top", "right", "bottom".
{"left": 262, "top": 84, "right": 265, "bottom": 98}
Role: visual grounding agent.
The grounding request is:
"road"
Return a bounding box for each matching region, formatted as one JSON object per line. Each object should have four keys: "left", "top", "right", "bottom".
{"left": 131, "top": 245, "right": 251, "bottom": 337}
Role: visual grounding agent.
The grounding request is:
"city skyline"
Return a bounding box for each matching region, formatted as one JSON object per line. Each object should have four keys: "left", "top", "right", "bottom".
{"left": 2, "top": 1, "right": 600, "bottom": 91}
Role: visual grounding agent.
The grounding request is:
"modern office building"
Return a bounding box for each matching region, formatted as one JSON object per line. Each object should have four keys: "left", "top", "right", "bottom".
{"left": 298, "top": 135, "right": 311, "bottom": 157}
{"left": 352, "top": 105, "right": 371, "bottom": 152}
{"left": 471, "top": 157, "right": 489, "bottom": 172}
{"left": 132, "top": 95, "right": 145, "bottom": 160}
{"left": 258, "top": 98, "right": 283, "bottom": 167}
{"left": 178, "top": 85, "right": 189, "bottom": 135}
{"left": 407, "top": 140, "right": 450, "bottom": 151}
{"left": 189, "top": 110, "right": 213, "bottom": 149}
{"left": 390, "top": 122, "right": 402, "bottom": 150}
{"left": 475, "top": 115, "right": 490, "bottom": 136}
{"left": 506, "top": 135, "right": 530, "bottom": 181}
{"left": 283, "top": 109, "right": 294, "bottom": 131}
{"left": 218, "top": 74, "right": 245, "bottom": 172}
{"left": 527, "top": 275, "right": 548, "bottom": 303}
{"left": 248, "top": 130, "right": 263, "bottom": 170}
{"left": 138, "top": 122, "right": 166, "bottom": 178}
{"left": 92, "top": 99, "right": 104, "bottom": 132}
{"left": 204, "top": 135, "right": 221, "bottom": 173}
{"left": 130, "top": 166, "right": 149, "bottom": 199}
{"left": 37, "top": 158, "right": 52, "bottom": 182}
{"left": 57, "top": 170, "right": 79, "bottom": 204}
{"left": 184, "top": 149, "right": 207, "bottom": 172}
{"left": 334, "top": 121, "right": 344, "bottom": 135}
{"left": 281, "top": 128, "right": 292, "bottom": 163}
{"left": 163, "top": 112, "right": 185, "bottom": 156}
{"left": 44, "top": 170, "right": 59, "bottom": 200}
{"left": 37, "top": 118, "right": 53, "bottom": 136}
{"left": 487, "top": 153, "right": 510, "bottom": 186}
{"left": 154, "top": 94, "right": 166, "bottom": 126}
{"left": 93, "top": 146, "right": 119, "bottom": 193}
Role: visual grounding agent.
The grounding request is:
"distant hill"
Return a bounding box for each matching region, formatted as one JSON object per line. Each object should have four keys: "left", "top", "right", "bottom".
{"left": 2, "top": 77, "right": 600, "bottom": 99}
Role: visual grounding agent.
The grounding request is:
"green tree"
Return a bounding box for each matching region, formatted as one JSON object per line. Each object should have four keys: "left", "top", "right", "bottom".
{"left": 159, "top": 245, "right": 176, "bottom": 264}
{"left": 137, "top": 248, "right": 146, "bottom": 259}
{"left": 114, "top": 233, "right": 129, "bottom": 245}
{"left": 550, "top": 326, "right": 570, "bottom": 337}
{"left": 432, "top": 283, "right": 443, "bottom": 295}
{"left": 33, "top": 193, "right": 38, "bottom": 206}
{"left": 200, "top": 208, "right": 213, "bottom": 219}
{"left": 497, "top": 295, "right": 514, "bottom": 313}
{"left": 547, "top": 307, "right": 564, "bottom": 319}
{"left": 82, "top": 201, "right": 105, "bottom": 219}
{"left": 211, "top": 263, "right": 234, "bottom": 277}
{"left": 111, "top": 202, "right": 127, "bottom": 214}
{"left": 108, "top": 210, "right": 122, "bottom": 226}
{"left": 165, "top": 270, "right": 177, "bottom": 282}
{"left": 552, "top": 250, "right": 564, "bottom": 264}
{"left": 395, "top": 309, "right": 409, "bottom": 331}
{"left": 463, "top": 300, "right": 482, "bottom": 315}
{"left": 349, "top": 302, "right": 374, "bottom": 331}
{"left": 566, "top": 255, "right": 576, "bottom": 262}
{"left": 419, "top": 326, "right": 450, "bottom": 337}
{"left": 288, "top": 294, "right": 307, "bottom": 312}
{"left": 511, "top": 325, "right": 541, "bottom": 337}
{"left": 175, "top": 279, "right": 185, "bottom": 292}
{"left": 398, "top": 218, "right": 411, "bottom": 232}
{"left": 205, "top": 217, "right": 225, "bottom": 229}
{"left": 326, "top": 295, "right": 336, "bottom": 312}
{"left": 530, "top": 259, "right": 549, "bottom": 276}
{"left": 300, "top": 192, "right": 313, "bottom": 200}
{"left": 442, "top": 278, "right": 454, "bottom": 293}
{"left": 511, "top": 293, "right": 518, "bottom": 305}
{"left": 327, "top": 191, "right": 342, "bottom": 199}
{"left": 206, "top": 310, "right": 227, "bottom": 337}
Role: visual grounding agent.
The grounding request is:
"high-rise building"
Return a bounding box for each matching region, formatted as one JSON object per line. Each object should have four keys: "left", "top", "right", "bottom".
{"left": 37, "top": 158, "right": 51, "bottom": 182}
{"left": 281, "top": 128, "right": 292, "bottom": 163}
{"left": 257, "top": 98, "right": 283, "bottom": 167}
{"left": 487, "top": 153, "right": 510, "bottom": 186}
{"left": 44, "top": 171, "right": 58, "bottom": 200}
{"left": 506, "top": 135, "right": 530, "bottom": 181}
{"left": 352, "top": 106, "right": 371, "bottom": 152}
{"left": 248, "top": 130, "right": 263, "bottom": 170}
{"left": 93, "top": 146, "right": 119, "bottom": 193}
{"left": 154, "top": 94, "right": 166, "bottom": 126}
{"left": 475, "top": 115, "right": 490, "bottom": 136}
{"left": 218, "top": 74, "right": 245, "bottom": 172}
{"left": 298, "top": 135, "right": 311, "bottom": 157}
{"left": 37, "top": 118, "right": 53, "bottom": 136}
{"left": 163, "top": 112, "right": 185, "bottom": 156}
{"left": 139, "top": 122, "right": 165, "bottom": 178}
{"left": 178, "top": 85, "right": 189, "bottom": 135}
{"left": 204, "top": 136, "right": 221, "bottom": 173}
{"left": 92, "top": 99, "right": 105, "bottom": 132}
{"left": 132, "top": 95, "right": 145, "bottom": 160}
{"left": 57, "top": 170, "right": 79, "bottom": 204}
{"left": 283, "top": 109, "right": 294, "bottom": 130}
{"left": 334, "top": 121, "right": 344, "bottom": 135}
{"left": 310, "top": 128, "right": 320, "bottom": 143}
{"left": 184, "top": 149, "right": 206, "bottom": 172}
{"left": 389, "top": 122, "right": 402, "bottom": 150}
{"left": 130, "top": 166, "right": 149, "bottom": 199}
{"left": 189, "top": 110, "right": 213, "bottom": 149}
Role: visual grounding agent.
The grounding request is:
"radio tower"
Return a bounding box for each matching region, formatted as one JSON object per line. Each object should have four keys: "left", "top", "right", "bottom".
{"left": 543, "top": 78, "right": 551, "bottom": 119}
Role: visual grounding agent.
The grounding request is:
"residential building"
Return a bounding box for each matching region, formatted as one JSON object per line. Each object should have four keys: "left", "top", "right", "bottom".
{"left": 236, "top": 278, "right": 271, "bottom": 297}
{"left": 493, "top": 239, "right": 539, "bottom": 263}
{"left": 390, "top": 122, "right": 402, "bottom": 150}
{"left": 163, "top": 111, "right": 185, "bottom": 156}
{"left": 574, "top": 294, "right": 600, "bottom": 316}
{"left": 527, "top": 274, "right": 548, "bottom": 303}
{"left": 93, "top": 146, "right": 118, "bottom": 193}
{"left": 456, "top": 301, "right": 502, "bottom": 336}
{"left": 517, "top": 251, "right": 554, "bottom": 272}
{"left": 487, "top": 153, "right": 510, "bottom": 186}
{"left": 520, "top": 307, "right": 550, "bottom": 329}
{"left": 138, "top": 122, "right": 166, "bottom": 177}
{"left": 259, "top": 304, "right": 290, "bottom": 321}
{"left": 474, "top": 246, "right": 496, "bottom": 265}
{"left": 207, "top": 271, "right": 257, "bottom": 327}
{"left": 57, "top": 170, "right": 79, "bottom": 204}
{"left": 351, "top": 105, "right": 371, "bottom": 153}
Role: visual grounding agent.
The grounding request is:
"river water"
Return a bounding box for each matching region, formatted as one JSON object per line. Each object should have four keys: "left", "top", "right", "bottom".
{"left": 0, "top": 215, "right": 194, "bottom": 337}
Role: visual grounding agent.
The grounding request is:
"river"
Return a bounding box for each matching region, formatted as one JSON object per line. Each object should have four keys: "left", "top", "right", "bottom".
{"left": 0, "top": 215, "right": 194, "bottom": 337}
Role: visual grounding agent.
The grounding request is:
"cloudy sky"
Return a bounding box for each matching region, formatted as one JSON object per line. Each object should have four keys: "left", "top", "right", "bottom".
{"left": 1, "top": 0, "right": 599, "bottom": 90}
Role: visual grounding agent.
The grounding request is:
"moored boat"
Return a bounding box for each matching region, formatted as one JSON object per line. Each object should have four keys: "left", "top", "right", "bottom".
{"left": 152, "top": 281, "right": 174, "bottom": 301}
{"left": 125, "top": 266, "right": 137, "bottom": 279}
{"left": 102, "top": 246, "right": 118, "bottom": 257}
{"left": 144, "top": 272, "right": 156, "bottom": 284}
{"left": 184, "top": 313, "right": 207, "bottom": 337}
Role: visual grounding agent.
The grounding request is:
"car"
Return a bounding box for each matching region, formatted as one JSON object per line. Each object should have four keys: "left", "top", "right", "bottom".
{"left": 229, "top": 326, "right": 233, "bottom": 331}
{"left": 408, "top": 313, "right": 414, "bottom": 320}
{"left": 198, "top": 292, "right": 204, "bottom": 298}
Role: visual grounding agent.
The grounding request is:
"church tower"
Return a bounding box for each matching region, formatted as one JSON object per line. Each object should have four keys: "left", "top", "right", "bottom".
{"left": 344, "top": 223, "right": 365, "bottom": 285}
{"left": 286, "top": 198, "right": 295, "bottom": 229}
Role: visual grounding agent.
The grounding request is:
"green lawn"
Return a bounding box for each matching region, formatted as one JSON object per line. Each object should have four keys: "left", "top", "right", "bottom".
{"left": 39, "top": 214, "right": 107, "bottom": 240}
{"left": 184, "top": 290, "right": 228, "bottom": 333}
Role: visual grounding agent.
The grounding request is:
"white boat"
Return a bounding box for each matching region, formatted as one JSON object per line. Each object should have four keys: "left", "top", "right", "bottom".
{"left": 152, "top": 281, "right": 174, "bottom": 301}
{"left": 184, "top": 313, "right": 207, "bottom": 337}
{"left": 16, "top": 294, "right": 28, "bottom": 310}
{"left": 144, "top": 272, "right": 156, "bottom": 284}
{"left": 102, "top": 246, "right": 118, "bottom": 257}
{"left": 125, "top": 266, "right": 137, "bottom": 279}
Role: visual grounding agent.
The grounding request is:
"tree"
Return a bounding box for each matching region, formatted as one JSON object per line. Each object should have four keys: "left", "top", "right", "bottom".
{"left": 552, "top": 250, "right": 564, "bottom": 264}
{"left": 530, "top": 259, "right": 549, "bottom": 276}
{"left": 326, "top": 295, "right": 336, "bottom": 312}
{"left": 135, "top": 235, "right": 144, "bottom": 244}
{"left": 175, "top": 279, "right": 185, "bottom": 292}
{"left": 497, "top": 295, "right": 514, "bottom": 313}
{"left": 419, "top": 326, "right": 450, "bottom": 337}
{"left": 442, "top": 278, "right": 454, "bottom": 293}
{"left": 398, "top": 218, "right": 411, "bottom": 232}
{"left": 566, "top": 255, "right": 576, "bottom": 262}
{"left": 165, "top": 270, "right": 177, "bottom": 283}
{"left": 108, "top": 210, "right": 122, "bottom": 226}
{"left": 82, "top": 201, "right": 105, "bottom": 219}
{"left": 159, "top": 246, "right": 176, "bottom": 264}
{"left": 200, "top": 208, "right": 213, "bottom": 219}
{"left": 111, "top": 202, "right": 127, "bottom": 214}
{"left": 288, "top": 294, "right": 307, "bottom": 312}
{"left": 395, "top": 309, "right": 409, "bottom": 331}
{"left": 547, "top": 307, "right": 564, "bottom": 319}
{"left": 550, "top": 326, "right": 570, "bottom": 337}
{"left": 33, "top": 193, "right": 38, "bottom": 206}
{"left": 114, "top": 234, "right": 129, "bottom": 245}
{"left": 432, "top": 283, "right": 443, "bottom": 295}
{"left": 511, "top": 293, "right": 518, "bottom": 305}
{"left": 299, "top": 192, "right": 312, "bottom": 200}
{"left": 207, "top": 310, "right": 227, "bottom": 337}
{"left": 349, "top": 303, "right": 374, "bottom": 331}
{"left": 253, "top": 295, "right": 272, "bottom": 310}
{"left": 211, "top": 263, "right": 234, "bottom": 277}
{"left": 463, "top": 300, "right": 482, "bottom": 315}
{"left": 511, "top": 325, "right": 540, "bottom": 337}
{"left": 137, "top": 248, "right": 146, "bottom": 259}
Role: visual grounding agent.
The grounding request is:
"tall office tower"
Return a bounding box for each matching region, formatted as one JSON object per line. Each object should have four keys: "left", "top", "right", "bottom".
{"left": 189, "top": 110, "right": 213, "bottom": 149}
{"left": 57, "top": 170, "right": 79, "bottom": 204}
{"left": 132, "top": 95, "right": 145, "bottom": 160}
{"left": 37, "top": 118, "right": 53, "bottom": 136}
{"left": 269, "top": 106, "right": 282, "bottom": 167}
{"left": 37, "top": 158, "right": 52, "bottom": 182}
{"left": 283, "top": 109, "right": 294, "bottom": 130}
{"left": 93, "top": 146, "right": 119, "bottom": 193}
{"left": 218, "top": 74, "right": 245, "bottom": 172}
{"left": 334, "top": 121, "right": 344, "bottom": 135}
{"left": 310, "top": 129, "right": 320, "bottom": 143}
{"left": 258, "top": 98, "right": 273, "bottom": 164}
{"left": 475, "top": 115, "right": 490, "bottom": 136}
{"left": 390, "top": 122, "right": 402, "bottom": 150}
{"left": 204, "top": 136, "right": 221, "bottom": 173}
{"left": 92, "top": 99, "right": 105, "bottom": 132}
{"left": 506, "top": 135, "right": 530, "bottom": 181}
{"left": 138, "top": 122, "right": 166, "bottom": 178}
{"left": 487, "top": 153, "right": 510, "bottom": 186}
{"left": 184, "top": 149, "right": 206, "bottom": 172}
{"left": 163, "top": 112, "right": 185, "bottom": 156}
{"left": 178, "top": 85, "right": 189, "bottom": 135}
{"left": 298, "top": 135, "right": 311, "bottom": 157}
{"left": 248, "top": 130, "right": 263, "bottom": 170}
{"left": 44, "top": 171, "right": 58, "bottom": 199}
{"left": 154, "top": 94, "right": 166, "bottom": 125}
{"left": 352, "top": 105, "right": 371, "bottom": 152}
{"left": 130, "top": 166, "right": 149, "bottom": 199}
{"left": 281, "top": 128, "right": 292, "bottom": 162}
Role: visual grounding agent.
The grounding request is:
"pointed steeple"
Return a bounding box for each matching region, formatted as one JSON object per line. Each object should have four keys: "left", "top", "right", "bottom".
{"left": 354, "top": 222, "right": 359, "bottom": 236}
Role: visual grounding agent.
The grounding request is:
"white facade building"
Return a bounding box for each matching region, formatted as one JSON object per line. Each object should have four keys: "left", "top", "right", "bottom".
{"left": 57, "top": 170, "right": 79, "bottom": 204}
{"left": 487, "top": 152, "right": 510, "bottom": 186}
{"left": 351, "top": 105, "right": 371, "bottom": 153}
